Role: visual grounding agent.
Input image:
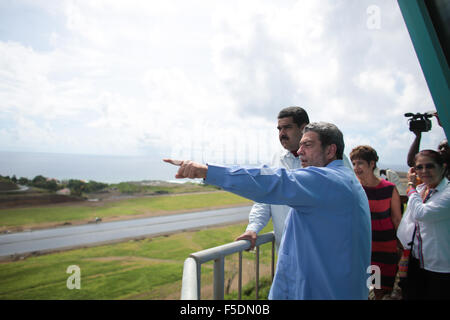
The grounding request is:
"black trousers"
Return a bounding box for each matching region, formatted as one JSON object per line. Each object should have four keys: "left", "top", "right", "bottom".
{"left": 404, "top": 256, "right": 450, "bottom": 300}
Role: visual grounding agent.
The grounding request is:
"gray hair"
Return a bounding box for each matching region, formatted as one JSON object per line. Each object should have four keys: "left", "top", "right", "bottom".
{"left": 303, "top": 122, "right": 344, "bottom": 160}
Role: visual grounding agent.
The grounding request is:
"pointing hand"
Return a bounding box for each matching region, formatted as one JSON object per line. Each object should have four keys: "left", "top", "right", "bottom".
{"left": 163, "top": 159, "right": 208, "bottom": 179}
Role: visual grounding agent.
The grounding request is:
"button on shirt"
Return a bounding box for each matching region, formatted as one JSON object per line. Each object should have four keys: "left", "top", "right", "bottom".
{"left": 205, "top": 160, "right": 371, "bottom": 300}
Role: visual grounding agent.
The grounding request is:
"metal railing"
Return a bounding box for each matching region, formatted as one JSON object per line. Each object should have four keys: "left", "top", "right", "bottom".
{"left": 181, "top": 231, "right": 275, "bottom": 300}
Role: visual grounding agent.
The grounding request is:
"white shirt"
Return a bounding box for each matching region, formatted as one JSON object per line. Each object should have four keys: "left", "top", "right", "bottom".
{"left": 374, "top": 167, "right": 406, "bottom": 195}
{"left": 246, "top": 149, "right": 301, "bottom": 250}
{"left": 408, "top": 178, "right": 450, "bottom": 273}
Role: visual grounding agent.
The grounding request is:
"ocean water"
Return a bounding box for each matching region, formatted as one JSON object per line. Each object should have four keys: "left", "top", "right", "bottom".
{"left": 0, "top": 151, "right": 409, "bottom": 184}
{"left": 0, "top": 151, "right": 178, "bottom": 183}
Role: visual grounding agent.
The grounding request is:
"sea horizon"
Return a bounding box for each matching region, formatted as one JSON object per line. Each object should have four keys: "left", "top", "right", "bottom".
{"left": 0, "top": 150, "right": 178, "bottom": 184}
{"left": 0, "top": 150, "right": 409, "bottom": 184}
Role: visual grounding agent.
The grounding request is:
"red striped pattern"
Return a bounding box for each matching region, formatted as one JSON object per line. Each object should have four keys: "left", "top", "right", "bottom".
{"left": 372, "top": 239, "right": 398, "bottom": 253}
{"left": 363, "top": 179, "right": 399, "bottom": 290}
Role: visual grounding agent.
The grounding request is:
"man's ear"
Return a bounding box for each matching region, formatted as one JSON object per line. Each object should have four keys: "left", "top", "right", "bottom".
{"left": 299, "top": 123, "right": 307, "bottom": 132}
{"left": 326, "top": 144, "right": 337, "bottom": 160}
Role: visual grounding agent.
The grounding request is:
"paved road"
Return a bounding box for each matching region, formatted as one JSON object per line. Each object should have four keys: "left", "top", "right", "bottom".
{"left": 0, "top": 185, "right": 29, "bottom": 193}
{"left": 0, "top": 205, "right": 252, "bottom": 259}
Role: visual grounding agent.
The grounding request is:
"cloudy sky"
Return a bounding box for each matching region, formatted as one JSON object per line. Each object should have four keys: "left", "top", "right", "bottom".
{"left": 0, "top": 0, "right": 446, "bottom": 169}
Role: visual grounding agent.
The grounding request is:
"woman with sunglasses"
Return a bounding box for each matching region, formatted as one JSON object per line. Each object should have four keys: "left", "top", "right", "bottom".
{"left": 401, "top": 149, "right": 450, "bottom": 299}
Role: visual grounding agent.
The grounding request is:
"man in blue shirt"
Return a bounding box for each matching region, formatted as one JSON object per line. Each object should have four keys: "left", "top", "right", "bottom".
{"left": 164, "top": 122, "right": 371, "bottom": 299}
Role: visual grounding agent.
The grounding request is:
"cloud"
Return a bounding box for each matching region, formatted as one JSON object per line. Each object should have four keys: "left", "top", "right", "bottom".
{"left": 209, "top": 0, "right": 445, "bottom": 165}
{"left": 0, "top": 0, "right": 446, "bottom": 167}
{"left": 210, "top": 1, "right": 330, "bottom": 117}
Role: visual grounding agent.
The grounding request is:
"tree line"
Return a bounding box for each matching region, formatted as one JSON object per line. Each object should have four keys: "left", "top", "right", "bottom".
{"left": 0, "top": 174, "right": 108, "bottom": 196}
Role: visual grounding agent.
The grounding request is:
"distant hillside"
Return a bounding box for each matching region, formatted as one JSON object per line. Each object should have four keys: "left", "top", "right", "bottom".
{"left": 0, "top": 192, "right": 83, "bottom": 209}
{"left": 0, "top": 180, "right": 19, "bottom": 191}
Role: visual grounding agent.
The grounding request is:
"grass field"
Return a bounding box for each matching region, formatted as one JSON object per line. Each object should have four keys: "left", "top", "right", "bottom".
{"left": 0, "top": 222, "right": 274, "bottom": 300}
{"left": 0, "top": 190, "right": 271, "bottom": 299}
{"left": 0, "top": 191, "right": 252, "bottom": 231}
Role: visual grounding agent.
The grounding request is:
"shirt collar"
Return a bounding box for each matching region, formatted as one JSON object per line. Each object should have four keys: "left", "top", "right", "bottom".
{"left": 418, "top": 177, "right": 449, "bottom": 193}
{"left": 326, "top": 159, "right": 343, "bottom": 168}
{"left": 291, "top": 150, "right": 299, "bottom": 157}
{"left": 436, "top": 177, "right": 449, "bottom": 192}
{"left": 281, "top": 148, "right": 297, "bottom": 159}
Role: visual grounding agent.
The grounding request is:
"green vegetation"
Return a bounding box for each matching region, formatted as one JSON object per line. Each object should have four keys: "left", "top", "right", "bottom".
{"left": 0, "top": 173, "right": 220, "bottom": 196}
{"left": 0, "top": 177, "right": 19, "bottom": 191}
{"left": 225, "top": 276, "right": 272, "bottom": 300}
{"left": 0, "top": 180, "right": 265, "bottom": 299}
{"left": 0, "top": 191, "right": 252, "bottom": 230}
{"left": 0, "top": 222, "right": 274, "bottom": 300}
{"left": 112, "top": 181, "right": 220, "bottom": 195}
{"left": 0, "top": 174, "right": 108, "bottom": 195}
{"left": 30, "top": 175, "right": 59, "bottom": 192}
{"left": 67, "top": 179, "right": 109, "bottom": 196}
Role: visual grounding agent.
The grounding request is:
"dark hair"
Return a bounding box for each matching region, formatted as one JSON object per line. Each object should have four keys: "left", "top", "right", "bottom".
{"left": 278, "top": 106, "right": 309, "bottom": 128}
{"left": 303, "top": 122, "right": 344, "bottom": 160}
{"left": 415, "top": 149, "right": 445, "bottom": 167}
{"left": 350, "top": 145, "right": 379, "bottom": 170}
{"left": 438, "top": 139, "right": 450, "bottom": 161}
{"left": 438, "top": 139, "right": 448, "bottom": 152}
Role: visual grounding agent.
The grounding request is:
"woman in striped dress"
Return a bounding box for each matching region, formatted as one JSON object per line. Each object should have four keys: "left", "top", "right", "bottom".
{"left": 350, "top": 145, "right": 402, "bottom": 299}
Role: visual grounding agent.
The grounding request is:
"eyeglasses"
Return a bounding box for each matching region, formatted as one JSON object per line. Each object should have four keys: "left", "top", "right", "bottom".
{"left": 415, "top": 163, "right": 436, "bottom": 171}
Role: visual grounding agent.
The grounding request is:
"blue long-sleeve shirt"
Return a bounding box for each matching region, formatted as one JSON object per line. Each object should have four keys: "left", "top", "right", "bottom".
{"left": 205, "top": 160, "right": 371, "bottom": 300}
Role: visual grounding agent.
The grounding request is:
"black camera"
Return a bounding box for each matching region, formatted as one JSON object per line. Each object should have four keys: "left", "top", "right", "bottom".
{"left": 404, "top": 112, "right": 433, "bottom": 132}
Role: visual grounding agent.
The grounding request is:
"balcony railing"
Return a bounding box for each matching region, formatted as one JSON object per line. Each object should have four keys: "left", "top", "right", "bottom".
{"left": 180, "top": 231, "right": 275, "bottom": 300}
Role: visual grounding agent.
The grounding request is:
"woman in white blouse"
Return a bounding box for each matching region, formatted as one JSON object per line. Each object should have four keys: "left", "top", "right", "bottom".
{"left": 401, "top": 149, "right": 450, "bottom": 299}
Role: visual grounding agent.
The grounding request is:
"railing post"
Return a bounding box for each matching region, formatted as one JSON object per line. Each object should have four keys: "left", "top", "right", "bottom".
{"left": 238, "top": 251, "right": 242, "bottom": 300}
{"left": 196, "top": 260, "right": 201, "bottom": 299}
{"left": 255, "top": 246, "right": 260, "bottom": 300}
{"left": 271, "top": 237, "right": 275, "bottom": 280}
{"left": 181, "top": 232, "right": 274, "bottom": 300}
{"left": 213, "top": 256, "right": 225, "bottom": 300}
{"left": 181, "top": 257, "right": 200, "bottom": 300}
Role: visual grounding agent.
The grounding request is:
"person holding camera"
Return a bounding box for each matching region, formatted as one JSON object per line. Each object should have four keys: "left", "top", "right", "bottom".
{"left": 398, "top": 150, "right": 450, "bottom": 299}
{"left": 406, "top": 112, "right": 450, "bottom": 179}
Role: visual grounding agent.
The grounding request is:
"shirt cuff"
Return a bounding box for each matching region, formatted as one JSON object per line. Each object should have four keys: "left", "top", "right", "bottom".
{"left": 246, "top": 224, "right": 262, "bottom": 234}
{"left": 205, "top": 163, "right": 228, "bottom": 187}
{"left": 407, "top": 187, "right": 417, "bottom": 197}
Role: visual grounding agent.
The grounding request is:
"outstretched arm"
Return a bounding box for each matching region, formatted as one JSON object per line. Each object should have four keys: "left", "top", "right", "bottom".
{"left": 163, "top": 158, "right": 337, "bottom": 209}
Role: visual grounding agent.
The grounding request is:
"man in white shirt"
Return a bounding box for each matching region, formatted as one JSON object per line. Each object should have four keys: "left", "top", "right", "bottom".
{"left": 234, "top": 107, "right": 308, "bottom": 251}
{"left": 374, "top": 167, "right": 405, "bottom": 195}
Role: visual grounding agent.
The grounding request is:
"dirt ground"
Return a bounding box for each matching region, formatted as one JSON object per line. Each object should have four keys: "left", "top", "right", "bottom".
{"left": 0, "top": 193, "right": 84, "bottom": 209}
